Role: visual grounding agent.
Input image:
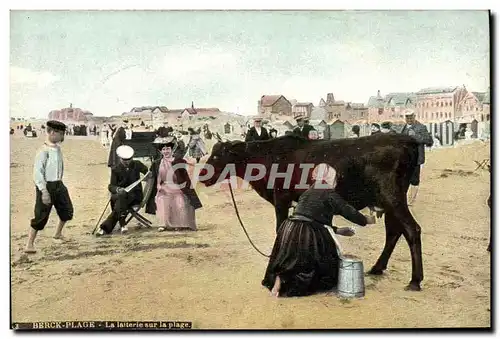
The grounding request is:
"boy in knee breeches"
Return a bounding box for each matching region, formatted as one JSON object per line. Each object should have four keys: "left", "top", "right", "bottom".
{"left": 25, "top": 120, "right": 73, "bottom": 253}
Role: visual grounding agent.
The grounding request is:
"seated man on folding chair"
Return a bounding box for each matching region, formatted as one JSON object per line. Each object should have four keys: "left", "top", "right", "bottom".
{"left": 96, "top": 145, "right": 150, "bottom": 236}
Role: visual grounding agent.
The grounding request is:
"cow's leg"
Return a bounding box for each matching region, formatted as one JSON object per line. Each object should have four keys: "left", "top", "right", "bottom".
{"left": 377, "top": 183, "right": 423, "bottom": 291}
{"left": 393, "top": 207, "right": 424, "bottom": 291}
{"left": 368, "top": 212, "right": 402, "bottom": 275}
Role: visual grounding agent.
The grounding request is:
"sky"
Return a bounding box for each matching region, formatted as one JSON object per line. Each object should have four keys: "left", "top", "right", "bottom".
{"left": 10, "top": 10, "right": 490, "bottom": 118}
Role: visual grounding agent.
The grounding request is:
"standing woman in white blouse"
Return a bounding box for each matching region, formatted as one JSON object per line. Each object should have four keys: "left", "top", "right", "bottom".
{"left": 25, "top": 120, "right": 74, "bottom": 254}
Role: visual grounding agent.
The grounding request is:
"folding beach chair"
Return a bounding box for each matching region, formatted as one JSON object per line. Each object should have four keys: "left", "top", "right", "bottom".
{"left": 92, "top": 172, "right": 155, "bottom": 234}
{"left": 122, "top": 173, "right": 155, "bottom": 228}
{"left": 92, "top": 132, "right": 158, "bottom": 233}
{"left": 120, "top": 131, "right": 158, "bottom": 228}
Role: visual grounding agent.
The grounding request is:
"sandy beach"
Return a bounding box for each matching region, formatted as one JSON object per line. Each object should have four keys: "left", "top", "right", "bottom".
{"left": 10, "top": 133, "right": 491, "bottom": 329}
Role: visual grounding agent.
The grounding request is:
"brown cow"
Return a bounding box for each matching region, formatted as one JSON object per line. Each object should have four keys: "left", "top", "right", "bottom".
{"left": 200, "top": 133, "right": 423, "bottom": 291}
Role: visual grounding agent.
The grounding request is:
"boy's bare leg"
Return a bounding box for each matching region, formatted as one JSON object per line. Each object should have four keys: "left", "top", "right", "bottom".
{"left": 53, "top": 220, "right": 66, "bottom": 240}
{"left": 24, "top": 228, "right": 38, "bottom": 253}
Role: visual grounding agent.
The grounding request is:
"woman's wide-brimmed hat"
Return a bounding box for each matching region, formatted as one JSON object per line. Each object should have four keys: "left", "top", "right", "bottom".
{"left": 153, "top": 136, "right": 176, "bottom": 147}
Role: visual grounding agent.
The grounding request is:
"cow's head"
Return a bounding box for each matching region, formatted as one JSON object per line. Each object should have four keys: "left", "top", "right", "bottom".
{"left": 199, "top": 132, "right": 247, "bottom": 186}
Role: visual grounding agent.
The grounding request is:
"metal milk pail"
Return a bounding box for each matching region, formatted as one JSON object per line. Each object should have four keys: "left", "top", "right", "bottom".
{"left": 337, "top": 257, "right": 365, "bottom": 298}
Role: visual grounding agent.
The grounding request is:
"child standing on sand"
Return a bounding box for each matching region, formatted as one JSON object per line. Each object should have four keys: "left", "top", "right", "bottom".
{"left": 25, "top": 120, "right": 74, "bottom": 254}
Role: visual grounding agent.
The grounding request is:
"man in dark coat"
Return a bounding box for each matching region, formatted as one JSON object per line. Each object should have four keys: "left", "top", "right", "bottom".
{"left": 245, "top": 117, "right": 271, "bottom": 142}
{"left": 98, "top": 145, "right": 150, "bottom": 236}
{"left": 292, "top": 115, "right": 315, "bottom": 139}
{"left": 156, "top": 121, "right": 173, "bottom": 138}
{"left": 400, "top": 110, "right": 433, "bottom": 205}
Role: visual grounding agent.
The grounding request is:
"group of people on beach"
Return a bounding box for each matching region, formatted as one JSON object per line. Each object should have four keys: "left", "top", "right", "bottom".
{"left": 24, "top": 109, "right": 433, "bottom": 299}
{"left": 244, "top": 114, "right": 317, "bottom": 142}
{"left": 100, "top": 119, "right": 208, "bottom": 235}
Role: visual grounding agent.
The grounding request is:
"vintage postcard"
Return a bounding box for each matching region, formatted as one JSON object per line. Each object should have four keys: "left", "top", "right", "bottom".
{"left": 9, "top": 9, "right": 491, "bottom": 330}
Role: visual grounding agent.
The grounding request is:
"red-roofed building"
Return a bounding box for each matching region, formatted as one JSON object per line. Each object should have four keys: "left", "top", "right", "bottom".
{"left": 48, "top": 104, "right": 93, "bottom": 122}
{"left": 180, "top": 102, "right": 220, "bottom": 119}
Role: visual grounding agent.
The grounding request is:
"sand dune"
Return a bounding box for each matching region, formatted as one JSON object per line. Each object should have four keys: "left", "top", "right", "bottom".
{"left": 10, "top": 133, "right": 491, "bottom": 329}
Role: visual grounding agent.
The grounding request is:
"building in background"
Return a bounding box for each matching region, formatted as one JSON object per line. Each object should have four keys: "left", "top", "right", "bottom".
{"left": 258, "top": 95, "right": 293, "bottom": 116}
{"left": 292, "top": 102, "right": 314, "bottom": 118}
{"left": 310, "top": 106, "right": 328, "bottom": 121}
{"left": 48, "top": 103, "right": 93, "bottom": 122}
{"left": 367, "top": 91, "right": 415, "bottom": 122}
{"left": 367, "top": 90, "right": 386, "bottom": 122}
{"left": 482, "top": 88, "right": 490, "bottom": 121}
{"left": 324, "top": 93, "right": 348, "bottom": 121}
{"left": 345, "top": 102, "right": 369, "bottom": 122}
{"left": 384, "top": 92, "right": 417, "bottom": 120}
{"left": 457, "top": 89, "right": 490, "bottom": 122}
{"left": 415, "top": 86, "right": 468, "bottom": 122}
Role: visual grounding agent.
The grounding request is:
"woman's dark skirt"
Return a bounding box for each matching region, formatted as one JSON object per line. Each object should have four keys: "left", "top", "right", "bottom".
{"left": 262, "top": 218, "right": 340, "bottom": 297}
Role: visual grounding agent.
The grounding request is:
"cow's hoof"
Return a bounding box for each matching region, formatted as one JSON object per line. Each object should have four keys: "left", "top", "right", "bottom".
{"left": 405, "top": 282, "right": 422, "bottom": 291}
{"left": 367, "top": 267, "right": 384, "bottom": 275}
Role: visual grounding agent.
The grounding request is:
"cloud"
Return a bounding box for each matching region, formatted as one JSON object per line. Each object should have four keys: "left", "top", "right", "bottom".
{"left": 10, "top": 66, "right": 59, "bottom": 88}
{"left": 156, "top": 46, "right": 241, "bottom": 87}
{"left": 76, "top": 46, "right": 245, "bottom": 114}
{"left": 10, "top": 66, "right": 62, "bottom": 117}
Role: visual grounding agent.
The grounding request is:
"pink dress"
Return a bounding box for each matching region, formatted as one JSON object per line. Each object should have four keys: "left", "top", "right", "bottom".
{"left": 155, "top": 157, "right": 197, "bottom": 230}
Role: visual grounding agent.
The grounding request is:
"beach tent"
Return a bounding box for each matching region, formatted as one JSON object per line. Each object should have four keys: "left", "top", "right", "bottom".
{"left": 329, "top": 120, "right": 346, "bottom": 139}
{"left": 439, "top": 120, "right": 455, "bottom": 146}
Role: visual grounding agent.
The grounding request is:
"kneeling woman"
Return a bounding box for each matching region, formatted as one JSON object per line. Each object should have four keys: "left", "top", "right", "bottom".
{"left": 262, "top": 163, "right": 376, "bottom": 297}
{"left": 145, "top": 137, "right": 203, "bottom": 231}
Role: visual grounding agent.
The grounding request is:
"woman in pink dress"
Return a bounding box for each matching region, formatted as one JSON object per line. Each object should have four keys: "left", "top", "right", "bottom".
{"left": 145, "top": 137, "right": 203, "bottom": 231}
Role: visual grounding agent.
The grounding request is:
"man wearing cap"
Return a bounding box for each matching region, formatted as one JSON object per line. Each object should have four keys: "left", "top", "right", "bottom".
{"left": 292, "top": 115, "right": 315, "bottom": 139}
{"left": 25, "top": 120, "right": 73, "bottom": 253}
{"left": 380, "top": 121, "right": 396, "bottom": 134}
{"left": 400, "top": 110, "right": 433, "bottom": 205}
{"left": 97, "top": 145, "right": 150, "bottom": 236}
{"left": 245, "top": 117, "right": 271, "bottom": 142}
